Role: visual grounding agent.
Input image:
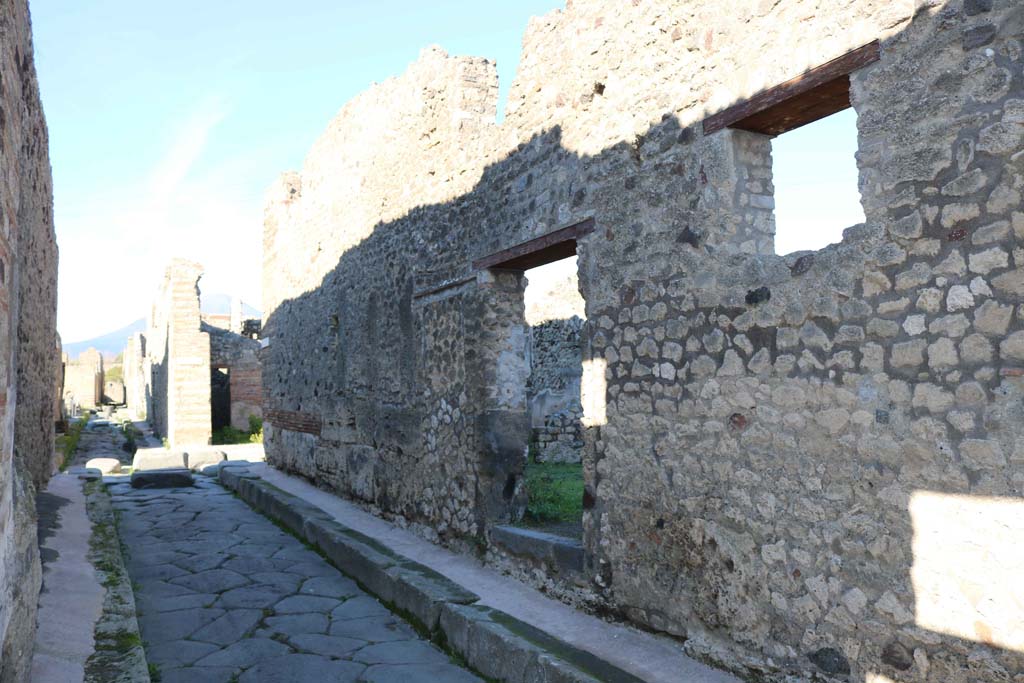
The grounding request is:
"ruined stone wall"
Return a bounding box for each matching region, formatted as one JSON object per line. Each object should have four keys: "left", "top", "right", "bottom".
{"left": 205, "top": 323, "right": 262, "bottom": 431}
{"left": 263, "top": 2, "right": 1024, "bottom": 681}
{"left": 103, "top": 380, "right": 124, "bottom": 405}
{"left": 528, "top": 317, "right": 583, "bottom": 463}
{"left": 0, "top": 0, "right": 58, "bottom": 679}
{"left": 123, "top": 332, "right": 147, "bottom": 420}
{"left": 53, "top": 335, "right": 63, "bottom": 427}
{"left": 63, "top": 347, "right": 102, "bottom": 409}
{"left": 146, "top": 260, "right": 211, "bottom": 447}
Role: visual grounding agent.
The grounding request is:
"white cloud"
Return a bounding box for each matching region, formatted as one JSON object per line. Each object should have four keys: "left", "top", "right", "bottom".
{"left": 57, "top": 97, "right": 264, "bottom": 344}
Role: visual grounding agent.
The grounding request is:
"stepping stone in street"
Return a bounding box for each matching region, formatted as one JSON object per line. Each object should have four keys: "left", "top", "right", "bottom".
{"left": 131, "top": 468, "right": 193, "bottom": 489}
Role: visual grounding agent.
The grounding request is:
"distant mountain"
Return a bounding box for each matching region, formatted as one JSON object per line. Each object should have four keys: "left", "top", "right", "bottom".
{"left": 63, "top": 318, "right": 146, "bottom": 360}
{"left": 62, "top": 293, "right": 261, "bottom": 361}
{"left": 200, "top": 292, "right": 261, "bottom": 318}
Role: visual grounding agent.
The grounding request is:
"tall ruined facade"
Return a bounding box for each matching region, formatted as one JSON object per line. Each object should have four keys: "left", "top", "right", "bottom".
{"left": 139, "top": 259, "right": 262, "bottom": 446}
{"left": 263, "top": 2, "right": 1024, "bottom": 681}
{"left": 0, "top": 0, "right": 59, "bottom": 680}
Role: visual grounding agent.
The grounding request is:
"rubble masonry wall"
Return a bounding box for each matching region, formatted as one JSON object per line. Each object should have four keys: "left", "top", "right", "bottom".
{"left": 262, "top": 2, "right": 1024, "bottom": 681}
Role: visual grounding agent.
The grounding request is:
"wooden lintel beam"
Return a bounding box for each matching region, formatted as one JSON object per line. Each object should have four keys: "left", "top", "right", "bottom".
{"left": 703, "top": 40, "right": 880, "bottom": 136}
{"left": 472, "top": 217, "right": 595, "bottom": 271}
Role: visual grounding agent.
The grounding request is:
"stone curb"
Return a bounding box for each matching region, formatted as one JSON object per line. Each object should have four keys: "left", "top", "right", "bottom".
{"left": 82, "top": 480, "right": 151, "bottom": 683}
{"left": 218, "top": 467, "right": 645, "bottom": 683}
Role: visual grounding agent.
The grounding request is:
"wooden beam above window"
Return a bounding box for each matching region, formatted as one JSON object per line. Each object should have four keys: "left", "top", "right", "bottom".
{"left": 703, "top": 41, "right": 880, "bottom": 137}
{"left": 472, "top": 218, "right": 595, "bottom": 271}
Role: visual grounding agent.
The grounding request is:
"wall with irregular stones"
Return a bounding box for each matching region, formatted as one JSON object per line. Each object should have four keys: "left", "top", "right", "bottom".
{"left": 263, "top": 2, "right": 1024, "bottom": 681}
{"left": 0, "top": 0, "right": 58, "bottom": 679}
{"left": 146, "top": 260, "right": 211, "bottom": 447}
{"left": 528, "top": 317, "right": 583, "bottom": 463}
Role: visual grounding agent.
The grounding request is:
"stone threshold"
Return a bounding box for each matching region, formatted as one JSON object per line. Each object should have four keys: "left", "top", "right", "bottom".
{"left": 221, "top": 463, "right": 741, "bottom": 683}
{"left": 489, "top": 525, "right": 585, "bottom": 577}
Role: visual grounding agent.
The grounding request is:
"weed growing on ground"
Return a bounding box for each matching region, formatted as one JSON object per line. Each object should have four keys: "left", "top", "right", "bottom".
{"left": 58, "top": 414, "right": 90, "bottom": 470}
{"left": 521, "top": 462, "right": 584, "bottom": 527}
{"left": 212, "top": 415, "right": 264, "bottom": 445}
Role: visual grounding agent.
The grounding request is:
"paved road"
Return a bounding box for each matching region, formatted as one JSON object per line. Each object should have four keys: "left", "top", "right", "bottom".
{"left": 110, "top": 476, "right": 481, "bottom": 683}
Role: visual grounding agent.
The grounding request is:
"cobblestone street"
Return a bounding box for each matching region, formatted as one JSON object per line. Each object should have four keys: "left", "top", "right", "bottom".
{"left": 110, "top": 476, "right": 481, "bottom": 683}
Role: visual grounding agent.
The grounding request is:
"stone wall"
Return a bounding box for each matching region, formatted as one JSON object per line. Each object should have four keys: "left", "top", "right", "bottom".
{"left": 136, "top": 262, "right": 262, "bottom": 442}
{"left": 146, "top": 259, "right": 212, "bottom": 447}
{"left": 528, "top": 317, "right": 583, "bottom": 463}
{"left": 205, "top": 322, "right": 262, "bottom": 432}
{"left": 62, "top": 347, "right": 102, "bottom": 410}
{"left": 123, "top": 332, "right": 147, "bottom": 420}
{"left": 103, "top": 380, "right": 125, "bottom": 405}
{"left": 0, "top": 0, "right": 58, "bottom": 679}
{"left": 262, "top": 2, "right": 1024, "bottom": 681}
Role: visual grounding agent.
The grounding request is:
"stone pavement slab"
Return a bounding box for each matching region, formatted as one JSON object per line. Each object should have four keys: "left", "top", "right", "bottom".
{"left": 254, "top": 463, "right": 741, "bottom": 683}
{"left": 108, "top": 476, "right": 480, "bottom": 682}
{"left": 31, "top": 474, "right": 105, "bottom": 683}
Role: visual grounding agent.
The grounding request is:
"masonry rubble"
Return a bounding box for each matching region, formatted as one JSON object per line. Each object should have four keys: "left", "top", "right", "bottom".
{"left": 0, "top": 0, "right": 59, "bottom": 679}
{"left": 259, "top": 1, "right": 1024, "bottom": 681}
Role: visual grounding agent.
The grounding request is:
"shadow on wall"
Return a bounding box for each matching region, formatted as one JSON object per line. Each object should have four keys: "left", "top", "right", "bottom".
{"left": 261, "top": 2, "right": 1024, "bottom": 681}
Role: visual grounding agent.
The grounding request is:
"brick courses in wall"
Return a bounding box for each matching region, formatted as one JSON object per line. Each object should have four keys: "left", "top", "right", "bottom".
{"left": 261, "top": 2, "right": 1024, "bottom": 681}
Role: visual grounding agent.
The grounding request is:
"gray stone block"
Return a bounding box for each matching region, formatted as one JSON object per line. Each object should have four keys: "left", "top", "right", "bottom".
{"left": 382, "top": 564, "right": 479, "bottom": 631}
{"left": 186, "top": 449, "right": 227, "bottom": 471}
{"left": 130, "top": 469, "right": 194, "bottom": 489}
{"left": 490, "top": 525, "right": 584, "bottom": 575}
{"left": 438, "top": 603, "right": 645, "bottom": 683}
{"left": 132, "top": 447, "right": 186, "bottom": 471}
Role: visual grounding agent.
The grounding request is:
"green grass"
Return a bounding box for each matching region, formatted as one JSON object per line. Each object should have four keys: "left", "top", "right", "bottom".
{"left": 212, "top": 415, "right": 263, "bottom": 445}
{"left": 58, "top": 414, "right": 90, "bottom": 470}
{"left": 522, "top": 462, "right": 583, "bottom": 526}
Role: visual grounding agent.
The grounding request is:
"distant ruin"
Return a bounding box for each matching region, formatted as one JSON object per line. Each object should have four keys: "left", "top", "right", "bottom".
{"left": 261, "top": 1, "right": 1024, "bottom": 681}
{"left": 61, "top": 347, "right": 103, "bottom": 413}
{"left": 126, "top": 259, "right": 262, "bottom": 447}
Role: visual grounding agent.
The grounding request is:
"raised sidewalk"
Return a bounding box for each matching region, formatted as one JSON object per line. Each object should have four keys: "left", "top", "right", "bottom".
{"left": 224, "top": 462, "right": 741, "bottom": 683}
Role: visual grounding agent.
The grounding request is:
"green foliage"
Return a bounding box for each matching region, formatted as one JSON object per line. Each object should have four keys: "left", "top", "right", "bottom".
{"left": 58, "top": 414, "right": 90, "bottom": 471}
{"left": 212, "top": 415, "right": 263, "bottom": 445}
{"left": 248, "top": 415, "right": 263, "bottom": 443}
{"left": 120, "top": 420, "right": 142, "bottom": 454}
{"left": 522, "top": 462, "right": 583, "bottom": 526}
{"left": 104, "top": 365, "right": 123, "bottom": 383}
{"left": 212, "top": 426, "right": 250, "bottom": 445}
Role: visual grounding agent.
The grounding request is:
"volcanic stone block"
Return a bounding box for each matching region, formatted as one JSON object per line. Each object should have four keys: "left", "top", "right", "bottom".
{"left": 131, "top": 469, "right": 194, "bottom": 489}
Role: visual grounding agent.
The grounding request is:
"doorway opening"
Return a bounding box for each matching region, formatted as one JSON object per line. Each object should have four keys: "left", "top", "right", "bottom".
{"left": 210, "top": 366, "right": 231, "bottom": 432}
{"left": 521, "top": 255, "right": 586, "bottom": 539}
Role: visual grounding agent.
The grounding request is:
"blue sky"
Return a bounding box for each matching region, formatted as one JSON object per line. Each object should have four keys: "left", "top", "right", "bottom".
{"left": 31, "top": 0, "right": 564, "bottom": 342}
{"left": 31, "top": 0, "right": 862, "bottom": 344}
